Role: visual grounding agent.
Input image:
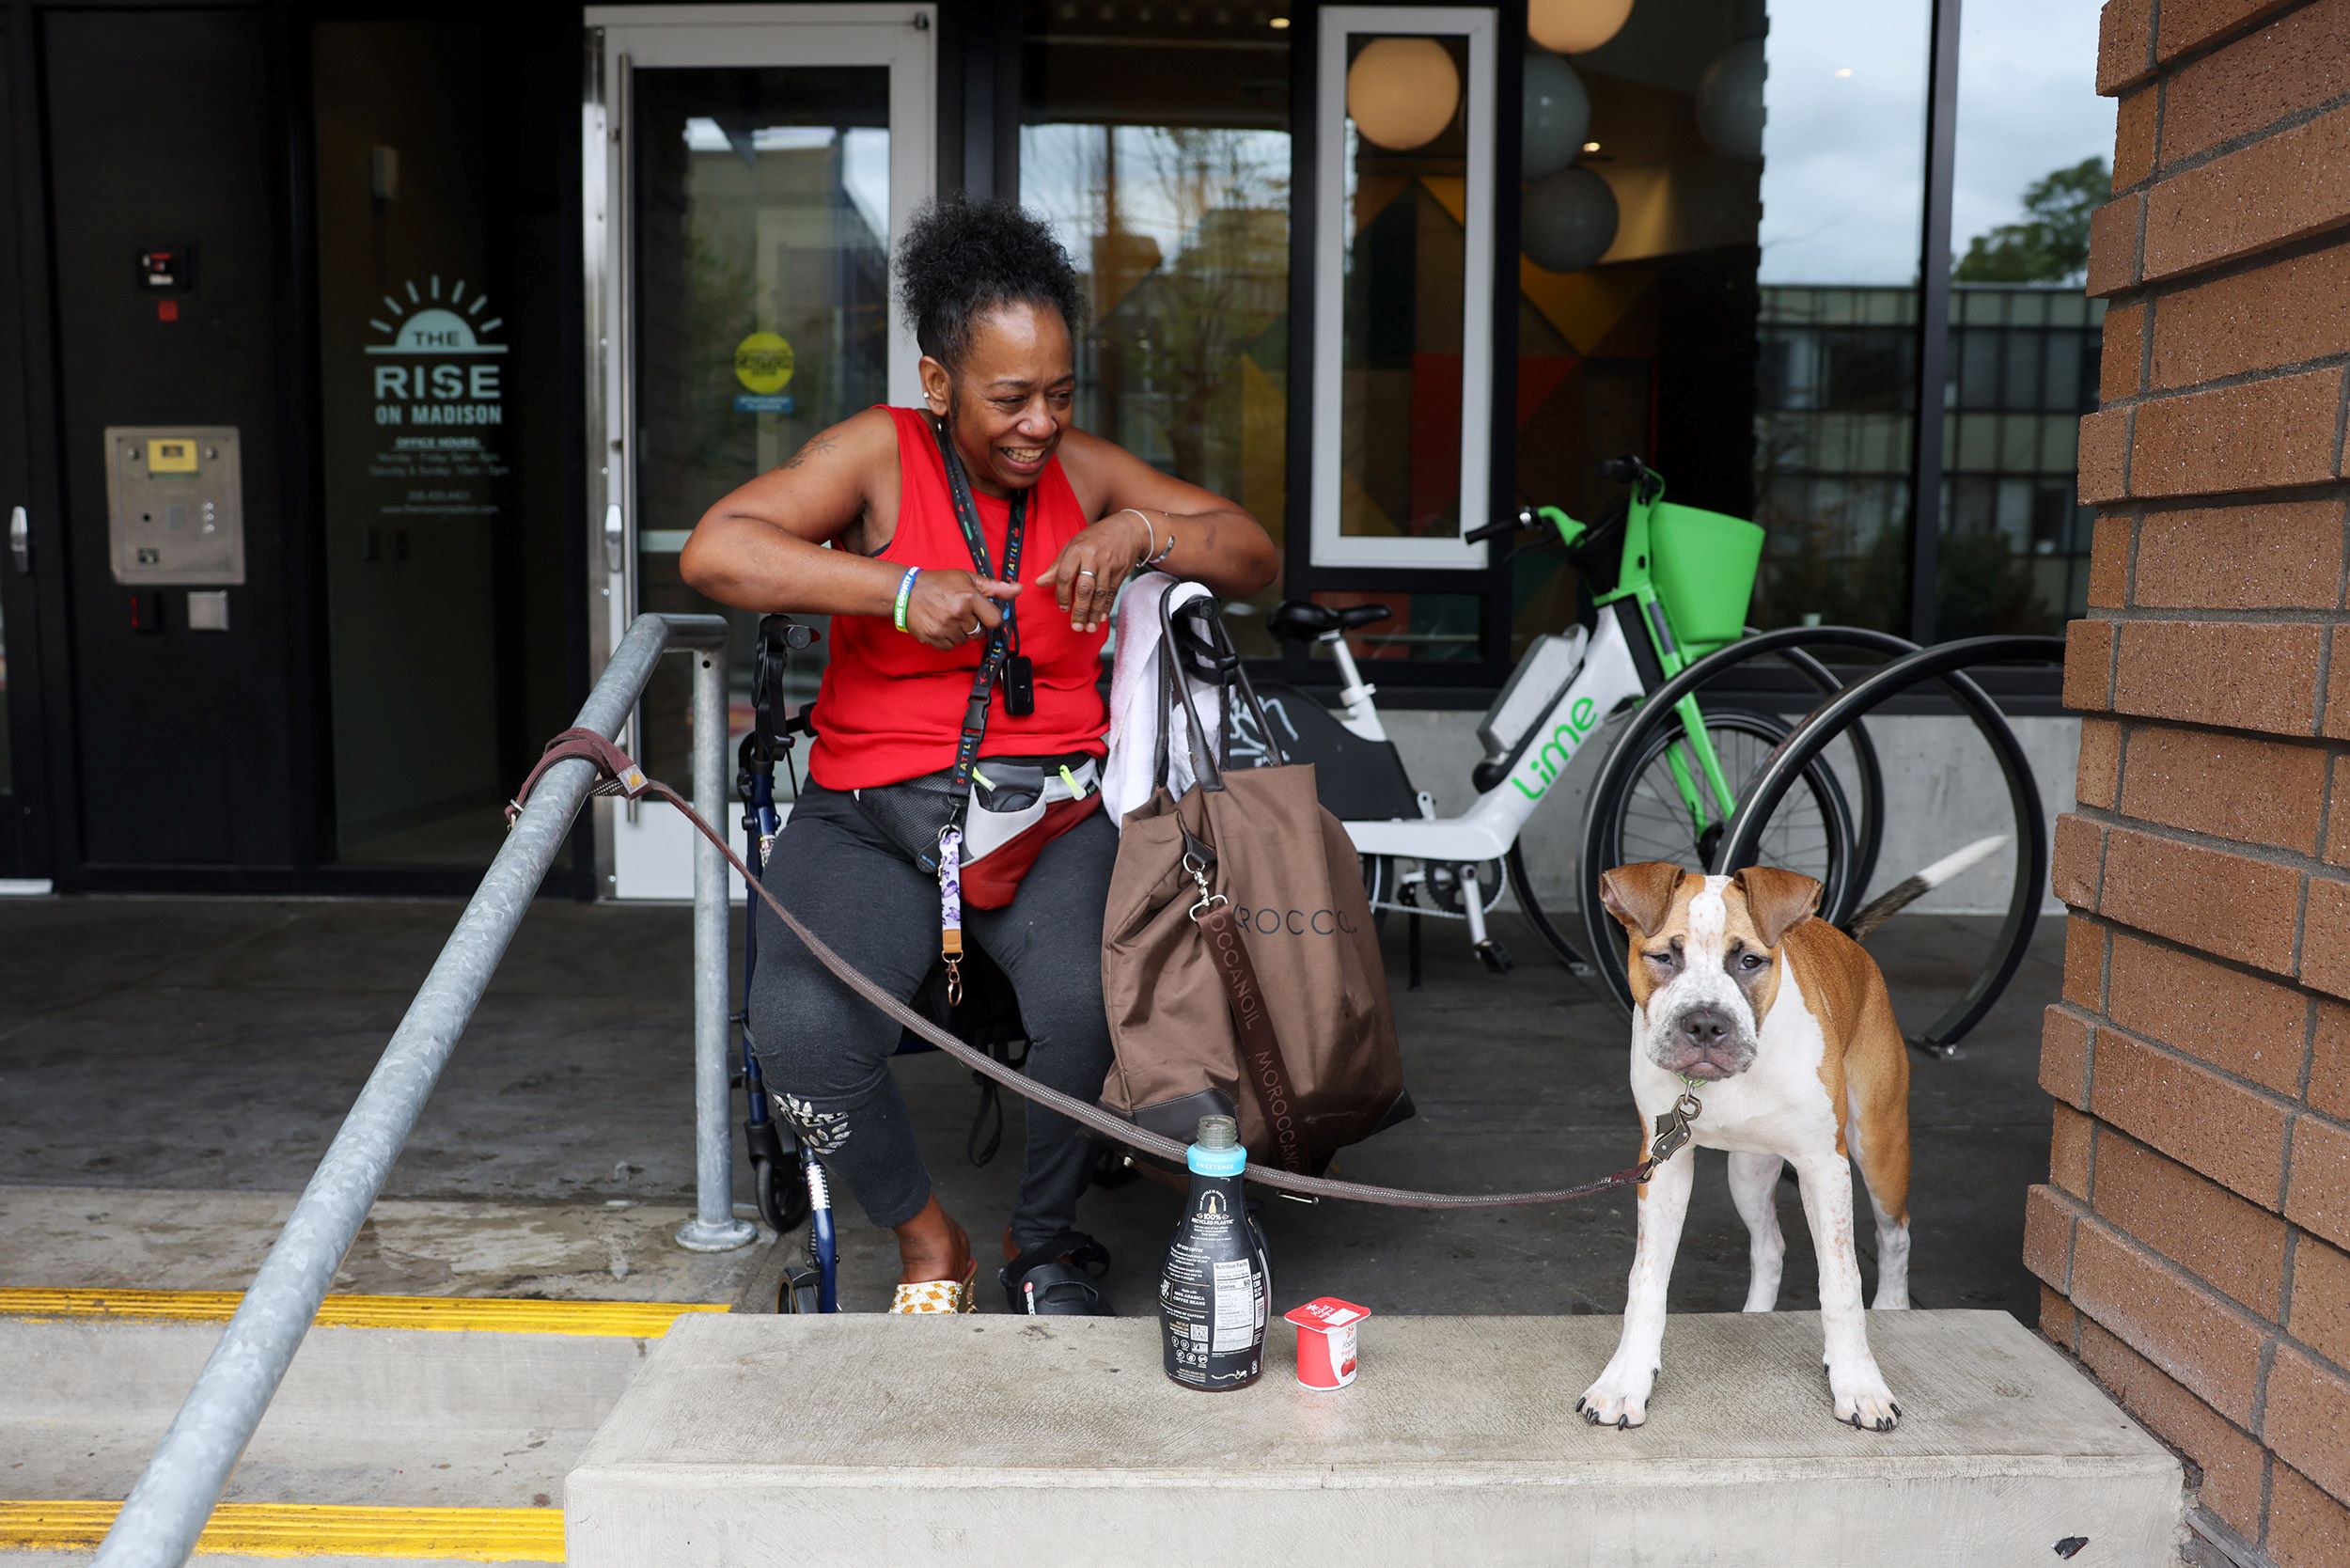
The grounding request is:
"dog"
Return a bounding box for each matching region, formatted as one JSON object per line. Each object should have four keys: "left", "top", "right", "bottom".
{"left": 1576, "top": 840, "right": 2003, "bottom": 1433}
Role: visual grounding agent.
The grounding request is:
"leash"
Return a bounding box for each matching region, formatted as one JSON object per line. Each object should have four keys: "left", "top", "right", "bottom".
{"left": 509, "top": 728, "right": 1700, "bottom": 1211}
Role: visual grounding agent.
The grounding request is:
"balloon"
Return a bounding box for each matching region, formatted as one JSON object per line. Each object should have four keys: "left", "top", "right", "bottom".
{"left": 1346, "top": 39, "right": 1462, "bottom": 152}
{"left": 1528, "top": 0, "right": 1634, "bottom": 55}
{"left": 1521, "top": 51, "right": 1590, "bottom": 182}
{"left": 1696, "top": 38, "right": 1767, "bottom": 163}
{"left": 1521, "top": 165, "right": 1620, "bottom": 274}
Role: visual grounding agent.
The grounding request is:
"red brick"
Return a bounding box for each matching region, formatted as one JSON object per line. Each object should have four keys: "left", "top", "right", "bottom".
{"left": 2302, "top": 879, "right": 2350, "bottom": 1001}
{"left": 2040, "top": 1283, "right": 2080, "bottom": 1351}
{"left": 2092, "top": 1131, "right": 2289, "bottom": 1314}
{"left": 2152, "top": 250, "right": 2350, "bottom": 390}
{"left": 2160, "top": 4, "right": 2350, "bottom": 166}
{"left": 2288, "top": 1232, "right": 2350, "bottom": 1370}
{"left": 2064, "top": 917, "right": 2108, "bottom": 1009}
{"left": 2326, "top": 653, "right": 2350, "bottom": 741}
{"left": 2043, "top": 1005, "right": 2093, "bottom": 1111}
{"left": 2077, "top": 409, "right": 2132, "bottom": 505}
{"left": 2099, "top": 301, "right": 2147, "bottom": 404}
{"left": 2024, "top": 1183, "right": 2081, "bottom": 1289}
{"left": 2113, "top": 89, "right": 2158, "bottom": 192}
{"left": 2098, "top": 0, "right": 2157, "bottom": 94}
{"left": 2144, "top": 107, "right": 2350, "bottom": 283}
{"left": 2086, "top": 195, "right": 2144, "bottom": 298}
{"left": 2107, "top": 931, "right": 2308, "bottom": 1093}
{"left": 2309, "top": 880, "right": 2350, "bottom": 992}
{"left": 2313, "top": 1000, "right": 2350, "bottom": 1120}
{"left": 2068, "top": 1214, "right": 2269, "bottom": 1422}
{"left": 2117, "top": 727, "right": 2327, "bottom": 854}
{"left": 2125, "top": 369, "right": 2346, "bottom": 498}
{"left": 2112, "top": 621, "right": 2324, "bottom": 735}
{"left": 2077, "top": 1318, "right": 2268, "bottom": 1538}
{"left": 2051, "top": 1102, "right": 2096, "bottom": 1198}
{"left": 2327, "top": 760, "right": 2350, "bottom": 872}
{"left": 2130, "top": 501, "right": 2347, "bottom": 608}
{"left": 2158, "top": 0, "right": 2315, "bottom": 69}
{"left": 2265, "top": 1347, "right": 2350, "bottom": 1507}
{"left": 2052, "top": 813, "right": 2107, "bottom": 911}
{"left": 2286, "top": 1111, "right": 2350, "bottom": 1250}
{"left": 2091, "top": 1027, "right": 2293, "bottom": 1205}
{"left": 2088, "top": 515, "right": 2132, "bottom": 609}
{"left": 2077, "top": 717, "right": 2123, "bottom": 808}
{"left": 2062, "top": 619, "right": 2117, "bottom": 714}
{"left": 2098, "top": 823, "right": 2306, "bottom": 974}
{"left": 2270, "top": 1461, "right": 2350, "bottom": 1568}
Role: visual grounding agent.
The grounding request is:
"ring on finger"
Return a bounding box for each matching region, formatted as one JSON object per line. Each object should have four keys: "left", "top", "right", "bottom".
{"left": 1077, "top": 567, "right": 1097, "bottom": 579}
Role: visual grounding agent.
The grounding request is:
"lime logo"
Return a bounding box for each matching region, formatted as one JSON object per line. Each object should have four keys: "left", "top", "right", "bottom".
{"left": 734, "top": 332, "right": 795, "bottom": 394}
{"left": 1510, "top": 696, "right": 1601, "bottom": 801}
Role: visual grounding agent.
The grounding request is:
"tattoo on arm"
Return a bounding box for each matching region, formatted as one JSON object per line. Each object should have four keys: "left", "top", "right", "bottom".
{"left": 779, "top": 434, "right": 838, "bottom": 472}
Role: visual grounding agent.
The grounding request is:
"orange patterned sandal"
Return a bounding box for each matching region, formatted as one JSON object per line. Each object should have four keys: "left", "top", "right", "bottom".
{"left": 889, "top": 1260, "right": 979, "bottom": 1315}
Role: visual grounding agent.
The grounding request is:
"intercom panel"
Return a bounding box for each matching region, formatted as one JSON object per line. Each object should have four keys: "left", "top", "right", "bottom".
{"left": 103, "top": 425, "right": 245, "bottom": 586}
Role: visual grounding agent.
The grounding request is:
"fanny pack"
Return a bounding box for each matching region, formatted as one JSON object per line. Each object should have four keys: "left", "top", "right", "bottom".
{"left": 853, "top": 752, "right": 1103, "bottom": 909}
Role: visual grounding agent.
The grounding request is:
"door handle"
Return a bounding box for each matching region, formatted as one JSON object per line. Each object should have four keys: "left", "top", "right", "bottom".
{"left": 8, "top": 506, "right": 26, "bottom": 574}
{"left": 603, "top": 501, "right": 624, "bottom": 574}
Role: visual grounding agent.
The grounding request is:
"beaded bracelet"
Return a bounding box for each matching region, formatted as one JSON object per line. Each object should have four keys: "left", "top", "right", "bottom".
{"left": 893, "top": 566, "right": 920, "bottom": 633}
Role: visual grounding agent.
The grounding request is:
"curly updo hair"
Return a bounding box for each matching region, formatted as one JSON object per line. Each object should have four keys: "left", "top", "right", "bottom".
{"left": 895, "top": 196, "right": 1086, "bottom": 372}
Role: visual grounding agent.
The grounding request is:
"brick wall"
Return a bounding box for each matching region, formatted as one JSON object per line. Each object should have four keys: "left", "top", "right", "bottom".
{"left": 2037, "top": 3, "right": 2350, "bottom": 1562}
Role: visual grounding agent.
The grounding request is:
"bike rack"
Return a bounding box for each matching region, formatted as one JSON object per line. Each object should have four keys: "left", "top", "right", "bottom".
{"left": 1577, "top": 627, "right": 2059, "bottom": 1056}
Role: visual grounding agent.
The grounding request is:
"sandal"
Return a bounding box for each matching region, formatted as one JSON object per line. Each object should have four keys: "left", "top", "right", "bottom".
{"left": 889, "top": 1259, "right": 979, "bottom": 1315}
{"left": 999, "top": 1234, "right": 1113, "bottom": 1316}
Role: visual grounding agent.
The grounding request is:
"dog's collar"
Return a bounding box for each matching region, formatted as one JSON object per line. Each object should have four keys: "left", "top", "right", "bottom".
{"left": 1647, "top": 1077, "right": 1707, "bottom": 1167}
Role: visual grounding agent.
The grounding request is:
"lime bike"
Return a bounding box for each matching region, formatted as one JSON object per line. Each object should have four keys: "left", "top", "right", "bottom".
{"left": 1239, "top": 455, "right": 1886, "bottom": 980}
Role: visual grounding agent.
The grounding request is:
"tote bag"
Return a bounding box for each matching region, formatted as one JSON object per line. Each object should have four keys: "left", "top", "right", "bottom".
{"left": 1099, "top": 593, "right": 1412, "bottom": 1173}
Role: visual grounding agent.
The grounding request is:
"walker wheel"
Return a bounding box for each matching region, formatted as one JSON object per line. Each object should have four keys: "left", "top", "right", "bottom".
{"left": 778, "top": 1265, "right": 823, "bottom": 1314}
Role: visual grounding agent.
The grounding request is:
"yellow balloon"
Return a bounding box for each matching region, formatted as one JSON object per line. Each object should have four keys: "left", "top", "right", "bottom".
{"left": 1528, "top": 0, "right": 1634, "bottom": 55}
{"left": 1345, "top": 38, "right": 1462, "bottom": 152}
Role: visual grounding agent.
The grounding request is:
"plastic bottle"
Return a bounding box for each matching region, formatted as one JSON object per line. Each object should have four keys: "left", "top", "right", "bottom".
{"left": 1160, "top": 1114, "right": 1270, "bottom": 1390}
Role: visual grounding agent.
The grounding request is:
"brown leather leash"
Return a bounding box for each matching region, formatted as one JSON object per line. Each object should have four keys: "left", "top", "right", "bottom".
{"left": 510, "top": 728, "right": 1678, "bottom": 1210}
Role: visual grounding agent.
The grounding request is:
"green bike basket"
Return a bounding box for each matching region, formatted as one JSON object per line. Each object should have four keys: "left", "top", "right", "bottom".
{"left": 1649, "top": 502, "right": 1765, "bottom": 655}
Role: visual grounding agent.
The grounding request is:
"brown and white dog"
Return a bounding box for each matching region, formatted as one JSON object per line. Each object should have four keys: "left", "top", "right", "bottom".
{"left": 1577, "top": 841, "right": 2002, "bottom": 1433}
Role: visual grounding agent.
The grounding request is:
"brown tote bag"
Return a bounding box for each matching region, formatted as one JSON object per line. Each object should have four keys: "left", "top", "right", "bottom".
{"left": 1100, "top": 594, "right": 1412, "bottom": 1174}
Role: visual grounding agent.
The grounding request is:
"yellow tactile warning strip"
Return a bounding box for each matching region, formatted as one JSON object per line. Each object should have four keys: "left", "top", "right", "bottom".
{"left": 0, "top": 1500, "right": 565, "bottom": 1560}
{"left": 0, "top": 1287, "right": 726, "bottom": 1338}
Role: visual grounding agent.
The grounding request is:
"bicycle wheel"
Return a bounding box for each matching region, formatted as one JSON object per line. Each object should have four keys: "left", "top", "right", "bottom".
{"left": 1576, "top": 708, "right": 1857, "bottom": 1011}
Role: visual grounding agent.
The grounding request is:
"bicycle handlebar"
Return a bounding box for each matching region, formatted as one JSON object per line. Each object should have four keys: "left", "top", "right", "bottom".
{"left": 1465, "top": 510, "right": 1530, "bottom": 546}
{"left": 1596, "top": 453, "right": 1646, "bottom": 484}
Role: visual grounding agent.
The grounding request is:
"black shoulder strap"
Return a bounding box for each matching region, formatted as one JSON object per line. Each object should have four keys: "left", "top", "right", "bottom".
{"left": 928, "top": 415, "right": 1026, "bottom": 797}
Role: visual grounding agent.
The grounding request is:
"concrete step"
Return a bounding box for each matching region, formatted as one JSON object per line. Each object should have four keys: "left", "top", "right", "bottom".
{"left": 566, "top": 1310, "right": 2184, "bottom": 1568}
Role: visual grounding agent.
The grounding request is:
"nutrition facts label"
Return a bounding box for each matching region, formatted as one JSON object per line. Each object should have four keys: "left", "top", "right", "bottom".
{"left": 1212, "top": 1259, "right": 1259, "bottom": 1354}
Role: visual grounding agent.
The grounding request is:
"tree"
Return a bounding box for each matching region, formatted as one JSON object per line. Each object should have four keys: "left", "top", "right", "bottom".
{"left": 1952, "top": 157, "right": 2109, "bottom": 285}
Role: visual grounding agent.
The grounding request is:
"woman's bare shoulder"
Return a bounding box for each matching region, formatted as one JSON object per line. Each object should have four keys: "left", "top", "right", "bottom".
{"left": 779, "top": 404, "right": 902, "bottom": 478}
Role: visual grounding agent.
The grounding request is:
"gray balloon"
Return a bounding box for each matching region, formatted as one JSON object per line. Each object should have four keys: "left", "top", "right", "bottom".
{"left": 1521, "top": 165, "right": 1620, "bottom": 274}
{"left": 1696, "top": 39, "right": 1767, "bottom": 163}
{"left": 1522, "top": 50, "right": 1590, "bottom": 182}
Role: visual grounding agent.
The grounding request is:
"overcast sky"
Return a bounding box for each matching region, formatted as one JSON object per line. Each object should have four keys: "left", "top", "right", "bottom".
{"left": 1761, "top": 0, "right": 2112, "bottom": 283}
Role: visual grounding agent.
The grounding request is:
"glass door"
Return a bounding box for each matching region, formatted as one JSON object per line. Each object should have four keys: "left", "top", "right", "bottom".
{"left": 0, "top": 8, "right": 53, "bottom": 890}
{"left": 587, "top": 5, "right": 934, "bottom": 898}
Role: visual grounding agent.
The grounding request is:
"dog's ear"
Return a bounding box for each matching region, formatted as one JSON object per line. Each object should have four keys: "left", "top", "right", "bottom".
{"left": 1733, "top": 865, "right": 1823, "bottom": 948}
{"left": 1599, "top": 862, "right": 1686, "bottom": 938}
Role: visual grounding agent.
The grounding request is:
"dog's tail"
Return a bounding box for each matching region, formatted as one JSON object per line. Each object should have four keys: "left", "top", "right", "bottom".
{"left": 1841, "top": 835, "right": 2009, "bottom": 942}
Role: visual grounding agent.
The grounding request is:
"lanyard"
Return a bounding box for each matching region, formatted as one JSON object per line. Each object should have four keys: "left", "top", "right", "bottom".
{"left": 927, "top": 415, "right": 1030, "bottom": 1001}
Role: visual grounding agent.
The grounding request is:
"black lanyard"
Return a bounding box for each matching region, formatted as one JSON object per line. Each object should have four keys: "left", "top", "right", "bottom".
{"left": 929, "top": 416, "right": 1037, "bottom": 794}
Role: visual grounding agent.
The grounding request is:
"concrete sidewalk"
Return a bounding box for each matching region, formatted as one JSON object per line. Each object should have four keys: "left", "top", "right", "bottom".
{"left": 0, "top": 894, "right": 2061, "bottom": 1320}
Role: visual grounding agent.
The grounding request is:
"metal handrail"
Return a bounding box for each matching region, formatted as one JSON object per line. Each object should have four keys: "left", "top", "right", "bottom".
{"left": 94, "top": 611, "right": 749, "bottom": 1568}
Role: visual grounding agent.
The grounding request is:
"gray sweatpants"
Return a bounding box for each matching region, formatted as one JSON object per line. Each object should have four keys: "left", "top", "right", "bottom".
{"left": 747, "top": 780, "right": 1117, "bottom": 1250}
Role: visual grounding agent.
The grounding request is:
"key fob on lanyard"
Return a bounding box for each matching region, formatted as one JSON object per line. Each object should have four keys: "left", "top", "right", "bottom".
{"left": 1003, "top": 653, "right": 1036, "bottom": 718}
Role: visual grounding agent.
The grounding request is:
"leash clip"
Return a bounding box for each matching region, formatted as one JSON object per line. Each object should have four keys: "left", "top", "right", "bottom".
{"left": 1183, "top": 851, "right": 1228, "bottom": 921}
{"left": 1648, "top": 1083, "right": 1705, "bottom": 1167}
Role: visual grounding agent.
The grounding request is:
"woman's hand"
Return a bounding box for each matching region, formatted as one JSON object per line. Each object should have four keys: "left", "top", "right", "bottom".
{"left": 1033, "top": 510, "right": 1153, "bottom": 634}
{"left": 904, "top": 570, "right": 1022, "bottom": 651}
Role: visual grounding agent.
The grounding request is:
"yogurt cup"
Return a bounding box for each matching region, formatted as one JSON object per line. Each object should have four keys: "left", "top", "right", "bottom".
{"left": 1283, "top": 1296, "right": 1370, "bottom": 1390}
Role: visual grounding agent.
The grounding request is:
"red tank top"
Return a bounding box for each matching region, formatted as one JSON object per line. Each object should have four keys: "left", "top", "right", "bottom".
{"left": 807, "top": 406, "right": 1111, "bottom": 790}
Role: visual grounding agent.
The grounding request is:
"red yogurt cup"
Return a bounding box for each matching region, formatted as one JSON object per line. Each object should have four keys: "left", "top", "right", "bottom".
{"left": 1284, "top": 1296, "right": 1371, "bottom": 1390}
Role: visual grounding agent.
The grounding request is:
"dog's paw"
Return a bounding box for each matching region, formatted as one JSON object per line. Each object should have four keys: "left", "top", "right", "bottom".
{"left": 1829, "top": 1362, "right": 1902, "bottom": 1433}
{"left": 1575, "top": 1364, "right": 1653, "bottom": 1430}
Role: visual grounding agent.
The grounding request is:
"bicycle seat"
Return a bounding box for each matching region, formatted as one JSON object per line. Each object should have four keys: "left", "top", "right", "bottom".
{"left": 1267, "top": 600, "right": 1393, "bottom": 641}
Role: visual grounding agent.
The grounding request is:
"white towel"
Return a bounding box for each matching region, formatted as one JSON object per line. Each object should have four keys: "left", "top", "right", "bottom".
{"left": 1103, "top": 575, "right": 1221, "bottom": 823}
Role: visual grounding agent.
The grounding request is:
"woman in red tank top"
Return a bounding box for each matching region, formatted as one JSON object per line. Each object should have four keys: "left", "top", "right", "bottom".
{"left": 682, "top": 197, "right": 1276, "bottom": 1317}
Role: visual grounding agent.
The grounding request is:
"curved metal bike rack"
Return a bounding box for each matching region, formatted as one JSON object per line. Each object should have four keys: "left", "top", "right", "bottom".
{"left": 1576, "top": 627, "right": 2055, "bottom": 1056}
{"left": 1713, "top": 634, "right": 2063, "bottom": 1055}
